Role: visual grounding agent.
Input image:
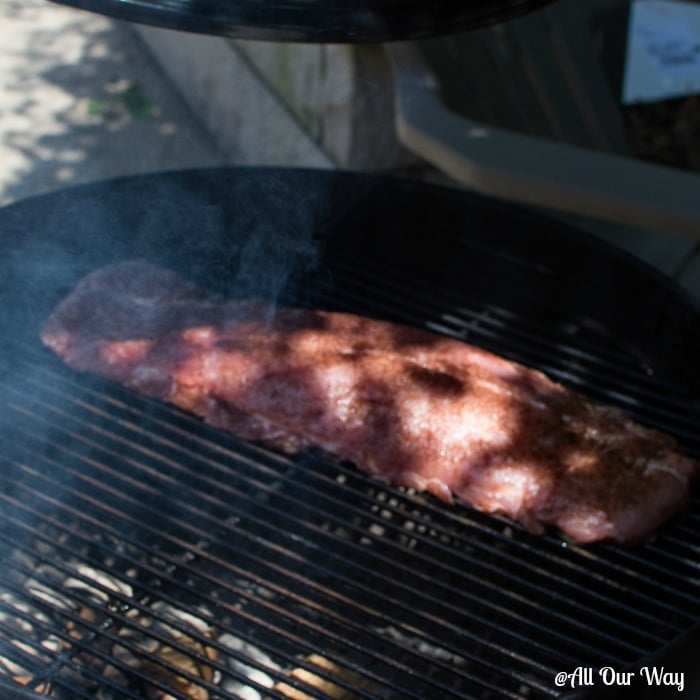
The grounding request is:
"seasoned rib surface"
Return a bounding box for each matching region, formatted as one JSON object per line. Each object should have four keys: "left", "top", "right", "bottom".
{"left": 41, "top": 260, "right": 697, "bottom": 543}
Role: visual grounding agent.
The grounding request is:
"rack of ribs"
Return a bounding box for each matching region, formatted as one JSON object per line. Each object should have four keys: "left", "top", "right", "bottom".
{"left": 41, "top": 260, "right": 697, "bottom": 544}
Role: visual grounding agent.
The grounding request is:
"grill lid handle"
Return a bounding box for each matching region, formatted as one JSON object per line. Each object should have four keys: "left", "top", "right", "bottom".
{"left": 387, "top": 41, "right": 700, "bottom": 241}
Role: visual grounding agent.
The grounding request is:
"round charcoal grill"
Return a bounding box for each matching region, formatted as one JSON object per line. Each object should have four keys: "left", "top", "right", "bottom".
{"left": 0, "top": 168, "right": 698, "bottom": 700}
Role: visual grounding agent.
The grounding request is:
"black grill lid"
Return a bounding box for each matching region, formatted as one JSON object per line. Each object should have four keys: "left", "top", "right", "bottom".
{"left": 0, "top": 168, "right": 698, "bottom": 700}
{"left": 48, "top": 0, "right": 556, "bottom": 43}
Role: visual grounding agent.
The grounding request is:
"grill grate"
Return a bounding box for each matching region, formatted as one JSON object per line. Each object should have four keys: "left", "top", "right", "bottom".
{"left": 0, "top": 254, "right": 698, "bottom": 700}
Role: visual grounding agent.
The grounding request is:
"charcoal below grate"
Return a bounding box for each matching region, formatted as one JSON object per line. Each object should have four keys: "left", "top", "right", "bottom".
{"left": 0, "top": 523, "right": 392, "bottom": 700}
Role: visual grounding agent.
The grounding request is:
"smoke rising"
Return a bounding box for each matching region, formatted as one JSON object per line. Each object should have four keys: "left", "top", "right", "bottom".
{"left": 217, "top": 173, "right": 323, "bottom": 303}
{"left": 124, "top": 170, "right": 326, "bottom": 307}
{"left": 0, "top": 169, "right": 331, "bottom": 583}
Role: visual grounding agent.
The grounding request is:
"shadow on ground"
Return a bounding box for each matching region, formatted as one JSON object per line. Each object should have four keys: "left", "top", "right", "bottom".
{"left": 0, "top": 0, "right": 222, "bottom": 206}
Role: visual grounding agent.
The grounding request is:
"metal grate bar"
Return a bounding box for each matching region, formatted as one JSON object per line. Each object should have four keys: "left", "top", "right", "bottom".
{"left": 323, "top": 275, "right": 700, "bottom": 469}
{"left": 14, "top": 351, "right": 700, "bottom": 610}
{"left": 0, "top": 438, "right": 556, "bottom": 700}
{"left": 9, "top": 375, "right": 677, "bottom": 647}
{"left": 0, "top": 484, "right": 427, "bottom": 700}
{"left": 14, "top": 359, "right": 699, "bottom": 623}
{"left": 0, "top": 515, "right": 382, "bottom": 700}
{"left": 0, "top": 400, "right": 692, "bottom": 700}
{"left": 0, "top": 599, "right": 186, "bottom": 700}
{"left": 326, "top": 258, "right": 632, "bottom": 366}
{"left": 0, "top": 627, "right": 107, "bottom": 700}
{"left": 0, "top": 538, "right": 289, "bottom": 695}
{"left": 0, "top": 633, "right": 86, "bottom": 699}
{"left": 330, "top": 259, "right": 639, "bottom": 370}
{"left": 0, "top": 543, "right": 366, "bottom": 700}
{"left": 0, "top": 552, "right": 330, "bottom": 700}
{"left": 1, "top": 462, "right": 520, "bottom": 700}
{"left": 328, "top": 259, "right": 699, "bottom": 407}
{"left": 336, "top": 266, "right": 697, "bottom": 424}
{"left": 588, "top": 535, "right": 700, "bottom": 587}
{"left": 131, "top": 402, "right": 700, "bottom": 613}
{"left": 342, "top": 248, "right": 694, "bottom": 394}
{"left": 3, "top": 376, "right": 679, "bottom": 661}
{"left": 310, "top": 451, "right": 700, "bottom": 611}
{"left": 8, "top": 358, "right": 696, "bottom": 676}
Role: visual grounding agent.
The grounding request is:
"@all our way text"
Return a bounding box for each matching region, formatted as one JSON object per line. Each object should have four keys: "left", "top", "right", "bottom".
{"left": 554, "top": 665, "right": 684, "bottom": 691}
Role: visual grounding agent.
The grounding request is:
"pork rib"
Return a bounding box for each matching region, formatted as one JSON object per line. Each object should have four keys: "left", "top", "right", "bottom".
{"left": 41, "top": 260, "right": 697, "bottom": 543}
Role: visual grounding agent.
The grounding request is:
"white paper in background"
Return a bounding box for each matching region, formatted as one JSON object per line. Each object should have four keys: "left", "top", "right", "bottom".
{"left": 622, "top": 0, "right": 700, "bottom": 104}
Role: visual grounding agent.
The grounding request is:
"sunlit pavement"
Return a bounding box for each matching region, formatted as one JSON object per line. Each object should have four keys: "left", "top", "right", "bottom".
{"left": 0, "top": 0, "right": 223, "bottom": 206}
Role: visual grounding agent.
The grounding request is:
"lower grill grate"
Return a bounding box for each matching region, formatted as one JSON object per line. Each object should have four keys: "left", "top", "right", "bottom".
{"left": 0, "top": 256, "right": 698, "bottom": 700}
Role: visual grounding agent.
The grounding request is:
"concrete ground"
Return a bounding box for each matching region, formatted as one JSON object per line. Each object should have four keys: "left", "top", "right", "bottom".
{"left": 0, "top": 0, "right": 698, "bottom": 305}
{"left": 0, "top": 0, "right": 224, "bottom": 207}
